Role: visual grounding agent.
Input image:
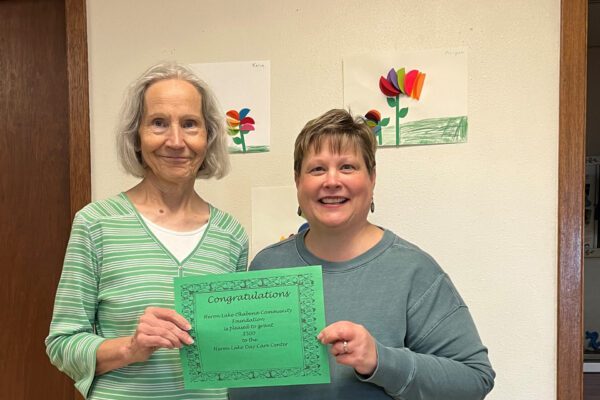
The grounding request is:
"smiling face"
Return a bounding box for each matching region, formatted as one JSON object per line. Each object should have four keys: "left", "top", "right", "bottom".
{"left": 296, "top": 138, "right": 376, "bottom": 234}
{"left": 138, "top": 79, "right": 207, "bottom": 185}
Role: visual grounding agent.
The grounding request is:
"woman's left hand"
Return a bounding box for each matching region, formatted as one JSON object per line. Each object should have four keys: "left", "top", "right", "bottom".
{"left": 317, "top": 321, "right": 378, "bottom": 376}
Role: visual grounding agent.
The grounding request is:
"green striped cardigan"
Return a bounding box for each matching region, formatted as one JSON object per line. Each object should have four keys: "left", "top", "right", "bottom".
{"left": 46, "top": 193, "right": 248, "bottom": 399}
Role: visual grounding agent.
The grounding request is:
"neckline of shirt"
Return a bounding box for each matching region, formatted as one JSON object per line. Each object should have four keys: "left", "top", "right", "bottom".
{"left": 294, "top": 228, "right": 394, "bottom": 273}
{"left": 139, "top": 214, "right": 207, "bottom": 236}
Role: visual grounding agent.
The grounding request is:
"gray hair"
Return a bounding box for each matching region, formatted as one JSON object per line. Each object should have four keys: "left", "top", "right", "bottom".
{"left": 116, "top": 62, "right": 230, "bottom": 179}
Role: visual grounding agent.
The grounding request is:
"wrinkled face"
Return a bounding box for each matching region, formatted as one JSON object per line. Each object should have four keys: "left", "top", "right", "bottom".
{"left": 138, "top": 79, "right": 207, "bottom": 185}
{"left": 296, "top": 138, "right": 375, "bottom": 233}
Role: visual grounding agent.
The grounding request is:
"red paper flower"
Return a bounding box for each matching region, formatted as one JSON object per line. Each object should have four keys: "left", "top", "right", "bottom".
{"left": 226, "top": 108, "right": 255, "bottom": 152}
{"left": 378, "top": 67, "right": 426, "bottom": 145}
{"left": 379, "top": 68, "right": 425, "bottom": 100}
{"left": 364, "top": 109, "right": 389, "bottom": 145}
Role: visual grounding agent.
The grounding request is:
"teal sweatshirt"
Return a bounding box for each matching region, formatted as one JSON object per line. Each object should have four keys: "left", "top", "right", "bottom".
{"left": 230, "top": 229, "right": 494, "bottom": 400}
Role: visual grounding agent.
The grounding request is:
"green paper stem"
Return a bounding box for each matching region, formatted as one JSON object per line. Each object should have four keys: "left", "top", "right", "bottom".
{"left": 240, "top": 131, "right": 247, "bottom": 153}
{"left": 395, "top": 96, "right": 400, "bottom": 145}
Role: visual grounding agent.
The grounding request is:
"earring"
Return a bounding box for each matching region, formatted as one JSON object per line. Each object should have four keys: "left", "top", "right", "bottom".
{"left": 297, "top": 206, "right": 302, "bottom": 216}
{"left": 370, "top": 200, "right": 375, "bottom": 213}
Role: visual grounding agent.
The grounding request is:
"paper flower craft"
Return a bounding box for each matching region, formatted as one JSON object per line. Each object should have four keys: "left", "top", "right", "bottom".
{"left": 226, "top": 108, "right": 255, "bottom": 153}
{"left": 364, "top": 109, "right": 389, "bottom": 145}
{"left": 379, "top": 67, "right": 426, "bottom": 145}
{"left": 379, "top": 68, "right": 425, "bottom": 100}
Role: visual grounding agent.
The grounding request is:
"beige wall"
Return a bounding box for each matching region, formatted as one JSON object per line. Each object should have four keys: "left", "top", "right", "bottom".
{"left": 86, "top": 1, "right": 560, "bottom": 398}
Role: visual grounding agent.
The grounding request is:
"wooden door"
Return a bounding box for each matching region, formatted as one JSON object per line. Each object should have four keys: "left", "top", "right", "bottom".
{"left": 558, "top": 0, "right": 587, "bottom": 399}
{"left": 0, "top": 0, "right": 90, "bottom": 399}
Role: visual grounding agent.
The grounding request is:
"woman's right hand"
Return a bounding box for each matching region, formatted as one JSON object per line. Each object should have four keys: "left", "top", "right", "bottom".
{"left": 126, "top": 307, "right": 194, "bottom": 363}
{"left": 96, "top": 307, "right": 193, "bottom": 375}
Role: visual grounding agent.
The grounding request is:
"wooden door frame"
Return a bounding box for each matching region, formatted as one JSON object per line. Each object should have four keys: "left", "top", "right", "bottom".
{"left": 558, "top": 0, "right": 587, "bottom": 399}
{"left": 65, "top": 0, "right": 90, "bottom": 218}
{"left": 65, "top": 1, "right": 90, "bottom": 397}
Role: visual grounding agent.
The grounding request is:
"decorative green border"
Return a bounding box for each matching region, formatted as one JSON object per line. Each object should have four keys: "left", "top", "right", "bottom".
{"left": 180, "top": 273, "right": 323, "bottom": 383}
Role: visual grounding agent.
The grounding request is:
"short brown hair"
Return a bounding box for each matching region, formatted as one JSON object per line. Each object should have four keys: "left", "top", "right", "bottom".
{"left": 293, "top": 109, "right": 377, "bottom": 177}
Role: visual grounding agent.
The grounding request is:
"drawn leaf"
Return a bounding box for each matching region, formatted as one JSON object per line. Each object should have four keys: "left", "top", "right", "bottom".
{"left": 398, "top": 107, "right": 409, "bottom": 118}
{"left": 232, "top": 137, "right": 242, "bottom": 145}
{"left": 381, "top": 117, "right": 390, "bottom": 126}
{"left": 386, "top": 97, "right": 397, "bottom": 107}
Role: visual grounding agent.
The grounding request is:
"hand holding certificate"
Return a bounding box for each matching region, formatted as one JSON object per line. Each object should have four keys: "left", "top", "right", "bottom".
{"left": 174, "top": 265, "right": 330, "bottom": 389}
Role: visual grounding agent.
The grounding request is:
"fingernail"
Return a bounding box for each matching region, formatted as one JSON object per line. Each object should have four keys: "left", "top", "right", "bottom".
{"left": 316, "top": 333, "right": 323, "bottom": 340}
{"left": 185, "top": 324, "right": 192, "bottom": 330}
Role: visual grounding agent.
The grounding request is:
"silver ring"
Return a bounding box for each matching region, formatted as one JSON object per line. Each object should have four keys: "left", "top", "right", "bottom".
{"left": 342, "top": 340, "right": 348, "bottom": 354}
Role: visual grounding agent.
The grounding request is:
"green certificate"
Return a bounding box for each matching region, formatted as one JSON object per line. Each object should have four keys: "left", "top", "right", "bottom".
{"left": 174, "top": 265, "right": 330, "bottom": 389}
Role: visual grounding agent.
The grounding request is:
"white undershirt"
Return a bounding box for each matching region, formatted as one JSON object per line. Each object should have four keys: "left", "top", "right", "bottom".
{"left": 140, "top": 215, "right": 207, "bottom": 262}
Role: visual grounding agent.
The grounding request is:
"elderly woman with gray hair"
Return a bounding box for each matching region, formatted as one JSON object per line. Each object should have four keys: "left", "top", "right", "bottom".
{"left": 46, "top": 62, "right": 248, "bottom": 399}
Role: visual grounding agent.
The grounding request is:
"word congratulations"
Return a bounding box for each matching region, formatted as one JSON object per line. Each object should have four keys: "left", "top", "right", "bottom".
{"left": 207, "top": 290, "right": 290, "bottom": 305}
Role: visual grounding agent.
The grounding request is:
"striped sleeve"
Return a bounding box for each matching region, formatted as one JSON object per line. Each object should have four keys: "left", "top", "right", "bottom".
{"left": 210, "top": 205, "right": 248, "bottom": 273}
{"left": 229, "top": 212, "right": 249, "bottom": 273}
{"left": 45, "top": 211, "right": 105, "bottom": 398}
{"left": 236, "top": 234, "right": 249, "bottom": 272}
